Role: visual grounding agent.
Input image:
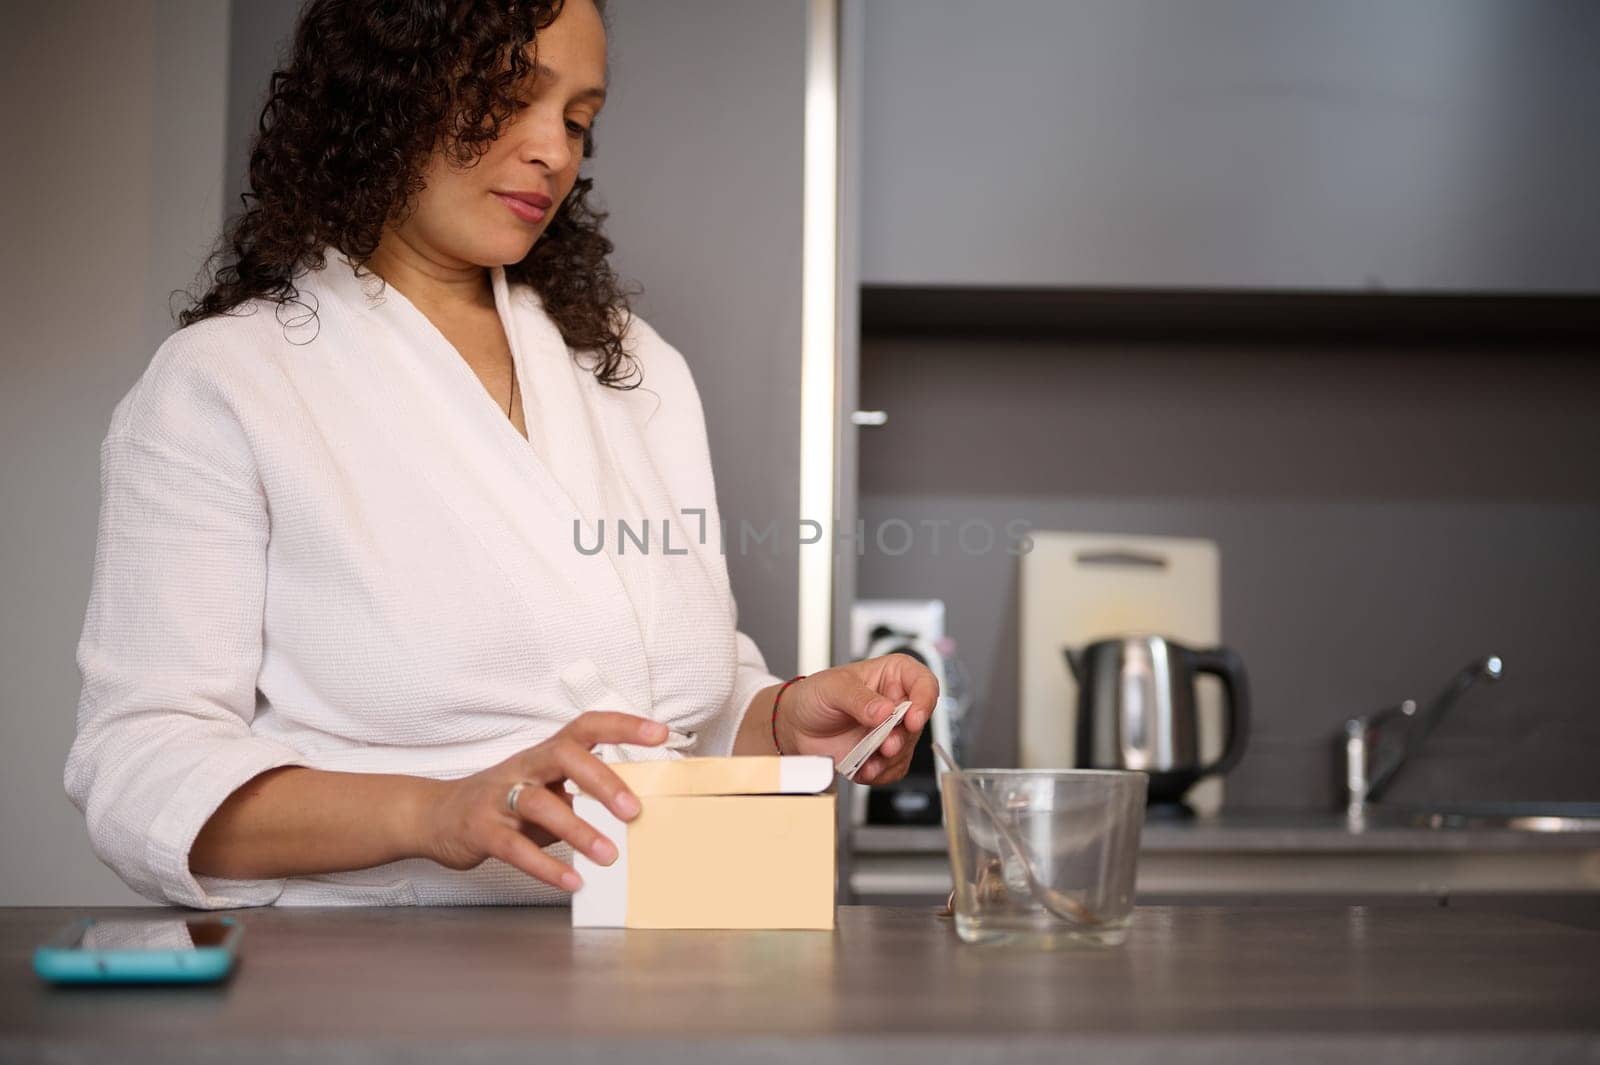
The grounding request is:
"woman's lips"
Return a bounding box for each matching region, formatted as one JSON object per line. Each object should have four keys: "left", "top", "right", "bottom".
{"left": 494, "top": 192, "right": 549, "bottom": 224}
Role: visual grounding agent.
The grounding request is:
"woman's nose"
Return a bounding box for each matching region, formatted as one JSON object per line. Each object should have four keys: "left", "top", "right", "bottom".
{"left": 515, "top": 107, "right": 575, "bottom": 174}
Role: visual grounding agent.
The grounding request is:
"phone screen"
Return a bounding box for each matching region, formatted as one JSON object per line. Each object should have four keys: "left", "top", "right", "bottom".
{"left": 71, "top": 920, "right": 232, "bottom": 951}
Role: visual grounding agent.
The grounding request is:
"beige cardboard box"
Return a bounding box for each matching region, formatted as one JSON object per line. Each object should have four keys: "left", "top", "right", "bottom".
{"left": 570, "top": 756, "right": 836, "bottom": 930}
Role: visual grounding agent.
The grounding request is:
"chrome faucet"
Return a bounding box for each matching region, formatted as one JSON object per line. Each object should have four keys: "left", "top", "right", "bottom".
{"left": 1344, "top": 655, "right": 1505, "bottom": 822}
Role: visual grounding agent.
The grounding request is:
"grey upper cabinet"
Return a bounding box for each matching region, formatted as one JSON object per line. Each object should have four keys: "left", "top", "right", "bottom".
{"left": 859, "top": 0, "right": 1600, "bottom": 293}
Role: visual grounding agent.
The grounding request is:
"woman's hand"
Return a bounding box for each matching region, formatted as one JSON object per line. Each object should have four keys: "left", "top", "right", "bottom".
{"left": 776, "top": 654, "right": 940, "bottom": 785}
{"left": 418, "top": 711, "right": 668, "bottom": 892}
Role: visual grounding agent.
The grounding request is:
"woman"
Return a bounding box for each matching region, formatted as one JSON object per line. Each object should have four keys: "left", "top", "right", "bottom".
{"left": 65, "top": 0, "right": 935, "bottom": 909}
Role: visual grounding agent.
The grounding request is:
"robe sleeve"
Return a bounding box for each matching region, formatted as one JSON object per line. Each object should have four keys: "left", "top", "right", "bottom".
{"left": 64, "top": 344, "right": 306, "bottom": 908}
{"left": 690, "top": 611, "right": 786, "bottom": 759}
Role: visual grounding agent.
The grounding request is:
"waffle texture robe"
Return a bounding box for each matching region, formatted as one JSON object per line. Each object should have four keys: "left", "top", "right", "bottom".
{"left": 65, "top": 246, "right": 783, "bottom": 907}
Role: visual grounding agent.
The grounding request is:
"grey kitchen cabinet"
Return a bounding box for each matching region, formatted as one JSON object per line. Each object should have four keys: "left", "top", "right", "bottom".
{"left": 836, "top": 0, "right": 1600, "bottom": 820}
{"left": 859, "top": 0, "right": 1600, "bottom": 293}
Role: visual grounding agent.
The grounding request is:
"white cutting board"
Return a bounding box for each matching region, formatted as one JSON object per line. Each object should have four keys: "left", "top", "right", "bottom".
{"left": 1018, "top": 531, "right": 1225, "bottom": 815}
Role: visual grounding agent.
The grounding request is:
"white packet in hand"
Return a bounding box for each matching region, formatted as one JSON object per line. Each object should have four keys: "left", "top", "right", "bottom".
{"left": 836, "top": 699, "right": 913, "bottom": 782}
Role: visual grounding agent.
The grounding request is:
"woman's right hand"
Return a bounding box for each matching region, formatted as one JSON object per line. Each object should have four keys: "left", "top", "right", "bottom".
{"left": 418, "top": 711, "right": 668, "bottom": 892}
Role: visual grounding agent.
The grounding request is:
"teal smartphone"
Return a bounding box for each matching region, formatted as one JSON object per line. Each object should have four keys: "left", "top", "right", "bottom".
{"left": 33, "top": 916, "right": 242, "bottom": 985}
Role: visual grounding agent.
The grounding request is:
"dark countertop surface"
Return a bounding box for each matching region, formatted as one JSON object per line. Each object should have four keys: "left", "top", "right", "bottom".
{"left": 3, "top": 904, "right": 1597, "bottom": 1064}
{"left": 855, "top": 810, "right": 1600, "bottom": 854}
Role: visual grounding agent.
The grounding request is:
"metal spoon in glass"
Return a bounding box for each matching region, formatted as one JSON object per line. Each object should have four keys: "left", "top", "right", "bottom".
{"left": 932, "top": 741, "right": 1102, "bottom": 929}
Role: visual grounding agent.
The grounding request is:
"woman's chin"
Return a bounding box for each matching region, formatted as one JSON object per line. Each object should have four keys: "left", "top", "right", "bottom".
{"left": 481, "top": 232, "right": 542, "bottom": 267}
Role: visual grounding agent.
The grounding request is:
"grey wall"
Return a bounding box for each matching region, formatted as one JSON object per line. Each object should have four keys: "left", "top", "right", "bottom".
{"left": 0, "top": 0, "right": 231, "bottom": 905}
{"left": 225, "top": 0, "right": 302, "bottom": 209}
{"left": 855, "top": 331, "right": 1600, "bottom": 809}
{"left": 588, "top": 0, "right": 806, "bottom": 678}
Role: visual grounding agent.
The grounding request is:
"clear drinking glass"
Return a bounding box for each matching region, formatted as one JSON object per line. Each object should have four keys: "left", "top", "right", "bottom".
{"left": 941, "top": 769, "right": 1146, "bottom": 947}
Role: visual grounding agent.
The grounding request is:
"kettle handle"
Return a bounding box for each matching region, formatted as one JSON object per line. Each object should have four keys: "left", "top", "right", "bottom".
{"left": 1188, "top": 646, "right": 1252, "bottom": 779}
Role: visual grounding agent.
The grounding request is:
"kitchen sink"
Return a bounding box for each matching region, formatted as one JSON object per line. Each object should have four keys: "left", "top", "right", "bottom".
{"left": 1372, "top": 802, "right": 1600, "bottom": 833}
{"left": 1343, "top": 657, "right": 1600, "bottom": 835}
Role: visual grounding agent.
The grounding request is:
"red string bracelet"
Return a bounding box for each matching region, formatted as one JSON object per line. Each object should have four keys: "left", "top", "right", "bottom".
{"left": 771, "top": 674, "right": 807, "bottom": 755}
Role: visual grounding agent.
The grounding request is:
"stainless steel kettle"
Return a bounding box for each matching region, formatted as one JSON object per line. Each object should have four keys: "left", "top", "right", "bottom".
{"left": 1064, "top": 635, "right": 1251, "bottom": 812}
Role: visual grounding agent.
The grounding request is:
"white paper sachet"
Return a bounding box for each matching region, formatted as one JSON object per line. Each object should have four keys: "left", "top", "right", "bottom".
{"left": 836, "top": 699, "right": 914, "bottom": 782}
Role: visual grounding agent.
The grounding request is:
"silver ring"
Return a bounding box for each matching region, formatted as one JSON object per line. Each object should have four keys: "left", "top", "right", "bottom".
{"left": 506, "top": 780, "right": 533, "bottom": 816}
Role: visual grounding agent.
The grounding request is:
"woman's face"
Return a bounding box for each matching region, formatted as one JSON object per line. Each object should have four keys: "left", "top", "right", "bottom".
{"left": 393, "top": 0, "right": 608, "bottom": 270}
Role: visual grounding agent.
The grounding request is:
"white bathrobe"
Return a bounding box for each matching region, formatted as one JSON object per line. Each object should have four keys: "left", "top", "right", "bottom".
{"left": 65, "top": 245, "right": 785, "bottom": 908}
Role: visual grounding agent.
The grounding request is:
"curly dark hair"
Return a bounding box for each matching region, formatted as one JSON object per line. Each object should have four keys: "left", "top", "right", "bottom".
{"left": 179, "top": 0, "right": 641, "bottom": 389}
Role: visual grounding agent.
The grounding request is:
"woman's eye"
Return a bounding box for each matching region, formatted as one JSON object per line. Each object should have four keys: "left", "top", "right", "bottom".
{"left": 565, "top": 120, "right": 591, "bottom": 138}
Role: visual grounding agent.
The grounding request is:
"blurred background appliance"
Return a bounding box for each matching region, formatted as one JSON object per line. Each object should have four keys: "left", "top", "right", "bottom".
{"left": 1019, "top": 533, "right": 1228, "bottom": 815}
{"left": 848, "top": 599, "right": 975, "bottom": 826}
{"left": 1066, "top": 634, "right": 1251, "bottom": 818}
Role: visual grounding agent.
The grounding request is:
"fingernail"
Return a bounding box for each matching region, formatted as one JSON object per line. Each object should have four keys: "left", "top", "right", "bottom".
{"left": 562, "top": 870, "right": 582, "bottom": 891}
{"left": 615, "top": 791, "right": 641, "bottom": 819}
{"left": 592, "top": 838, "right": 617, "bottom": 864}
{"left": 642, "top": 720, "right": 668, "bottom": 741}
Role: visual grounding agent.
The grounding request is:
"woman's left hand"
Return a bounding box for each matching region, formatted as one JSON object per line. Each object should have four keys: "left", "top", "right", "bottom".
{"left": 775, "top": 655, "right": 940, "bottom": 784}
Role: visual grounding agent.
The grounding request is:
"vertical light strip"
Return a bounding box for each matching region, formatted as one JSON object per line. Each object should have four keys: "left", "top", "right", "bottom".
{"left": 797, "top": 0, "right": 840, "bottom": 675}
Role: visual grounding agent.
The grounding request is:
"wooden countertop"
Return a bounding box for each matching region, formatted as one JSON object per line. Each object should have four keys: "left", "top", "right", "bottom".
{"left": 3, "top": 905, "right": 1596, "bottom": 1064}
